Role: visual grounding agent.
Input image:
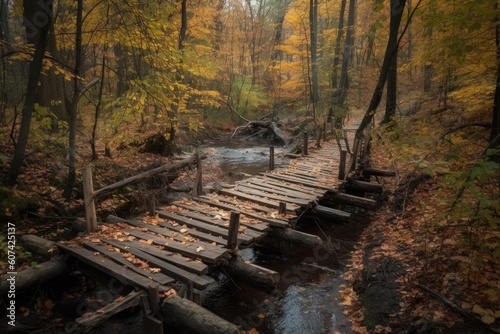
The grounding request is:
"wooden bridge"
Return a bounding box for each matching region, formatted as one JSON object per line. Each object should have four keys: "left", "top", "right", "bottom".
{"left": 25, "top": 124, "right": 391, "bottom": 333}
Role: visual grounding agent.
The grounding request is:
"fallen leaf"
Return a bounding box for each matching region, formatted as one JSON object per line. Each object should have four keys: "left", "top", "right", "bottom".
{"left": 481, "top": 315, "right": 495, "bottom": 325}
{"left": 196, "top": 246, "right": 204, "bottom": 253}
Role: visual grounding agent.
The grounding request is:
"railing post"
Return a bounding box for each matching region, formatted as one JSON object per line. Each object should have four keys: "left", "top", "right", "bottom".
{"left": 278, "top": 201, "right": 287, "bottom": 215}
{"left": 303, "top": 132, "right": 309, "bottom": 155}
{"left": 192, "top": 151, "right": 203, "bottom": 196}
{"left": 338, "top": 150, "right": 347, "bottom": 180}
{"left": 269, "top": 146, "right": 275, "bottom": 171}
{"left": 227, "top": 211, "right": 241, "bottom": 251}
{"left": 147, "top": 193, "right": 156, "bottom": 217}
{"left": 82, "top": 165, "right": 98, "bottom": 232}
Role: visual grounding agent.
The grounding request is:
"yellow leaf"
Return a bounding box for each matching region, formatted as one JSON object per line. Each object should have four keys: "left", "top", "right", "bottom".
{"left": 257, "top": 313, "right": 266, "bottom": 319}
{"left": 481, "top": 315, "right": 495, "bottom": 325}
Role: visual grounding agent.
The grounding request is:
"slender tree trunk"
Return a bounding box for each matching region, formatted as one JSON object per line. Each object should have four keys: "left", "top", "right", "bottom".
{"left": 310, "top": 0, "right": 319, "bottom": 108}
{"left": 383, "top": 53, "right": 398, "bottom": 124}
{"left": 337, "top": 0, "right": 356, "bottom": 108}
{"left": 0, "top": 0, "right": 10, "bottom": 125}
{"left": 179, "top": 0, "right": 187, "bottom": 50}
{"left": 91, "top": 54, "right": 106, "bottom": 161}
{"left": 332, "top": 0, "right": 347, "bottom": 91}
{"left": 491, "top": 4, "right": 500, "bottom": 142}
{"left": 356, "top": 0, "right": 407, "bottom": 138}
{"left": 8, "top": 0, "right": 52, "bottom": 183}
{"left": 65, "top": 0, "right": 83, "bottom": 200}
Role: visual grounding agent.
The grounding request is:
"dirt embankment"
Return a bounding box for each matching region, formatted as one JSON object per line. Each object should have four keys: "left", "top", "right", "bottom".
{"left": 339, "top": 155, "right": 499, "bottom": 334}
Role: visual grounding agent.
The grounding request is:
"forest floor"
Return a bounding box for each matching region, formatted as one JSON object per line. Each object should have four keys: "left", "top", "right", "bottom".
{"left": 337, "top": 143, "right": 499, "bottom": 334}
{"left": 1, "top": 111, "right": 499, "bottom": 333}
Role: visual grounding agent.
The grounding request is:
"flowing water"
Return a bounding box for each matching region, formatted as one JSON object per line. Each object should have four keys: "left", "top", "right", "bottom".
{"left": 197, "top": 140, "right": 368, "bottom": 333}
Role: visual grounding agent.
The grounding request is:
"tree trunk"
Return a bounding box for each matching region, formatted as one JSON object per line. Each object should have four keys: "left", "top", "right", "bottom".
{"left": 356, "top": 0, "right": 407, "bottom": 138}
{"left": 91, "top": 53, "right": 106, "bottom": 161}
{"left": 8, "top": 0, "right": 52, "bottom": 183}
{"left": 65, "top": 0, "right": 83, "bottom": 200}
{"left": 383, "top": 53, "right": 398, "bottom": 124}
{"left": 0, "top": 0, "right": 10, "bottom": 125}
{"left": 337, "top": 0, "right": 356, "bottom": 108}
{"left": 331, "top": 0, "right": 347, "bottom": 91}
{"left": 491, "top": 4, "right": 500, "bottom": 142}
{"left": 179, "top": 0, "right": 187, "bottom": 50}
{"left": 37, "top": 23, "right": 67, "bottom": 124}
{"left": 310, "top": 0, "right": 319, "bottom": 110}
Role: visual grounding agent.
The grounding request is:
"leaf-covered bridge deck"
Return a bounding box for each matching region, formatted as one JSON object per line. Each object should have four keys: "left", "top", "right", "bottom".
{"left": 57, "top": 140, "right": 350, "bottom": 294}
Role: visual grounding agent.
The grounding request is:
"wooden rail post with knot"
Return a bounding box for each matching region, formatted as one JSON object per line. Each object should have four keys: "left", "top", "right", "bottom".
{"left": 82, "top": 165, "right": 98, "bottom": 232}
{"left": 227, "top": 211, "right": 241, "bottom": 251}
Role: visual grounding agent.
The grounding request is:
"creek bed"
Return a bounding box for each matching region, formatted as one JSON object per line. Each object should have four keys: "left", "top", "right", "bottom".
{"left": 202, "top": 213, "right": 369, "bottom": 333}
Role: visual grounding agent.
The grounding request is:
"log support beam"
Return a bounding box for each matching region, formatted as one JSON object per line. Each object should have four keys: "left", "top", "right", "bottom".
{"left": 161, "top": 295, "right": 241, "bottom": 334}
{"left": 225, "top": 256, "right": 279, "bottom": 292}
{"left": 267, "top": 228, "right": 323, "bottom": 249}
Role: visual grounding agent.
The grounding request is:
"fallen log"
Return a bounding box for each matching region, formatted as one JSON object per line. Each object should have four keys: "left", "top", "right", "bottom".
{"left": 267, "top": 228, "right": 323, "bottom": 249}
{"left": 311, "top": 205, "right": 351, "bottom": 222}
{"left": 324, "top": 191, "right": 378, "bottom": 210}
{"left": 344, "top": 179, "right": 383, "bottom": 193}
{"left": 0, "top": 257, "right": 70, "bottom": 295}
{"left": 362, "top": 167, "right": 397, "bottom": 177}
{"left": 225, "top": 256, "right": 280, "bottom": 292}
{"left": 19, "top": 234, "right": 59, "bottom": 258}
{"left": 162, "top": 294, "right": 241, "bottom": 334}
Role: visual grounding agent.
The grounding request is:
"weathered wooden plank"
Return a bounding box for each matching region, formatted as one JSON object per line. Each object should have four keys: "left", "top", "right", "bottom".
{"left": 75, "top": 290, "right": 146, "bottom": 331}
{"left": 259, "top": 172, "right": 334, "bottom": 190}
{"left": 124, "top": 240, "right": 208, "bottom": 275}
{"left": 285, "top": 166, "right": 334, "bottom": 178}
{"left": 156, "top": 211, "right": 253, "bottom": 244}
{"left": 232, "top": 185, "right": 310, "bottom": 206}
{"left": 102, "top": 240, "right": 213, "bottom": 289}
{"left": 235, "top": 180, "right": 318, "bottom": 200}
{"left": 251, "top": 177, "right": 325, "bottom": 196}
{"left": 172, "top": 210, "right": 265, "bottom": 239}
{"left": 173, "top": 203, "right": 270, "bottom": 232}
{"left": 115, "top": 215, "right": 228, "bottom": 249}
{"left": 273, "top": 170, "right": 320, "bottom": 182}
{"left": 124, "top": 229, "right": 224, "bottom": 264}
{"left": 220, "top": 188, "right": 300, "bottom": 212}
{"left": 209, "top": 194, "right": 275, "bottom": 214}
{"left": 82, "top": 242, "right": 175, "bottom": 285}
{"left": 196, "top": 196, "right": 290, "bottom": 228}
{"left": 58, "top": 244, "right": 170, "bottom": 291}
{"left": 159, "top": 221, "right": 228, "bottom": 246}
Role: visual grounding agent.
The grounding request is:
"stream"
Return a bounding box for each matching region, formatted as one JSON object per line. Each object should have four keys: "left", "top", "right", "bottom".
{"left": 196, "top": 140, "right": 367, "bottom": 334}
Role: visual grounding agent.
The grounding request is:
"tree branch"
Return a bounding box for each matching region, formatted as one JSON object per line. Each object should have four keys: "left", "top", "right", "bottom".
{"left": 439, "top": 122, "right": 492, "bottom": 140}
{"left": 218, "top": 99, "right": 251, "bottom": 123}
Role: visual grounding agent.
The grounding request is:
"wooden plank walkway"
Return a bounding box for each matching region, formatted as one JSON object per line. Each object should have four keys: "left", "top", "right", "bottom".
{"left": 57, "top": 138, "right": 354, "bottom": 297}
